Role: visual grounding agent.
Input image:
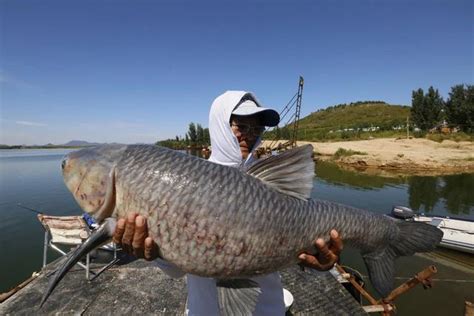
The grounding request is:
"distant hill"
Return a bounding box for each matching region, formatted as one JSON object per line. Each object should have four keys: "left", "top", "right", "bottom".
{"left": 61, "top": 140, "right": 102, "bottom": 147}
{"left": 0, "top": 140, "right": 120, "bottom": 149}
{"left": 267, "top": 101, "right": 411, "bottom": 141}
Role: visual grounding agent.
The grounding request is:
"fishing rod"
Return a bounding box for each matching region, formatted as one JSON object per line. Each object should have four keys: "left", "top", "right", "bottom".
{"left": 16, "top": 203, "right": 43, "bottom": 215}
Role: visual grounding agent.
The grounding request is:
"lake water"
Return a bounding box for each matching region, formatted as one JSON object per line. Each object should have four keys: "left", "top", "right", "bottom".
{"left": 0, "top": 149, "right": 473, "bottom": 314}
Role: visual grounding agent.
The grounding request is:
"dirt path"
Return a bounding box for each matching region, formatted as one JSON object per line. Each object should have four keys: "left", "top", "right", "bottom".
{"left": 262, "top": 138, "right": 474, "bottom": 176}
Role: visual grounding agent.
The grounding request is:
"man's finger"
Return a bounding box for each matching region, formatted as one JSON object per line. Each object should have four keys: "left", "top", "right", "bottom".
{"left": 144, "top": 237, "right": 160, "bottom": 261}
{"left": 298, "top": 253, "right": 323, "bottom": 270}
{"left": 314, "top": 238, "right": 338, "bottom": 269}
{"left": 328, "top": 229, "right": 343, "bottom": 255}
{"left": 122, "top": 213, "right": 137, "bottom": 254}
{"left": 112, "top": 218, "right": 126, "bottom": 245}
{"left": 132, "top": 216, "right": 147, "bottom": 258}
{"left": 315, "top": 238, "right": 332, "bottom": 261}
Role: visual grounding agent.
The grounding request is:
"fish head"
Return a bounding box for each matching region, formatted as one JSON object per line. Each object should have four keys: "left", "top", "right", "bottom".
{"left": 62, "top": 145, "right": 126, "bottom": 222}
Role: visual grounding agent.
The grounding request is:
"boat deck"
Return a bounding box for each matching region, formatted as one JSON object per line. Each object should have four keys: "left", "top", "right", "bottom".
{"left": 0, "top": 254, "right": 366, "bottom": 315}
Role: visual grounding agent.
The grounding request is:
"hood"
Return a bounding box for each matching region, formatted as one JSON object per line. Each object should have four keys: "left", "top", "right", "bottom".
{"left": 208, "top": 91, "right": 262, "bottom": 167}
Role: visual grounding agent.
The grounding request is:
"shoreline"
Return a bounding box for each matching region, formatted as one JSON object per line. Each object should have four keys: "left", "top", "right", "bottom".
{"left": 262, "top": 138, "right": 474, "bottom": 177}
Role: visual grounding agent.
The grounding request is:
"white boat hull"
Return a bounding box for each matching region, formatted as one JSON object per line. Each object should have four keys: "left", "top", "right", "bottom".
{"left": 412, "top": 215, "right": 474, "bottom": 254}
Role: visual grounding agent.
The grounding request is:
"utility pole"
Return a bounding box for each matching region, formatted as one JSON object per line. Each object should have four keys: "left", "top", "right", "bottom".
{"left": 406, "top": 116, "right": 410, "bottom": 139}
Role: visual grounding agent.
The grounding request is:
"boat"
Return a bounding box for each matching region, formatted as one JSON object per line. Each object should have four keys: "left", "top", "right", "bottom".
{"left": 391, "top": 206, "right": 474, "bottom": 254}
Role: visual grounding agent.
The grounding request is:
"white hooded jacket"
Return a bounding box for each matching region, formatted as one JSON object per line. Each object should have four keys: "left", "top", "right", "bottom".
{"left": 208, "top": 90, "right": 262, "bottom": 167}
{"left": 156, "top": 91, "right": 285, "bottom": 316}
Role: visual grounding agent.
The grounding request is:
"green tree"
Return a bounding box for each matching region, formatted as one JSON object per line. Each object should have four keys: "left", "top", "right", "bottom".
{"left": 410, "top": 88, "right": 425, "bottom": 129}
{"left": 187, "top": 123, "right": 197, "bottom": 144}
{"left": 203, "top": 128, "right": 210, "bottom": 145}
{"left": 196, "top": 124, "right": 204, "bottom": 145}
{"left": 410, "top": 87, "right": 444, "bottom": 130}
{"left": 425, "top": 86, "right": 444, "bottom": 125}
{"left": 445, "top": 84, "right": 474, "bottom": 132}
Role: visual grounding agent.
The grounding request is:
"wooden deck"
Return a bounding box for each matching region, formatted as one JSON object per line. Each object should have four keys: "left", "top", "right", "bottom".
{"left": 0, "top": 253, "right": 366, "bottom": 315}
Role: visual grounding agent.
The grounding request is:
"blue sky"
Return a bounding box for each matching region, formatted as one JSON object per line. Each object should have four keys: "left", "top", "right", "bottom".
{"left": 1, "top": 0, "right": 472, "bottom": 145}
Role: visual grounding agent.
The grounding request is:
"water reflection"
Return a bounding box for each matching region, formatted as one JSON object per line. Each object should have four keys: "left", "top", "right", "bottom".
{"left": 316, "top": 161, "right": 474, "bottom": 217}
{"left": 409, "top": 174, "right": 474, "bottom": 215}
{"left": 408, "top": 176, "right": 440, "bottom": 212}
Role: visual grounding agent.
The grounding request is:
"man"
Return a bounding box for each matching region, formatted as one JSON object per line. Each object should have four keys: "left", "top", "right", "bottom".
{"left": 113, "top": 91, "right": 342, "bottom": 315}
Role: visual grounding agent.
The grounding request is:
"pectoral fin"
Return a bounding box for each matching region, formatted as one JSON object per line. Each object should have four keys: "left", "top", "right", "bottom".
{"left": 216, "top": 279, "right": 261, "bottom": 316}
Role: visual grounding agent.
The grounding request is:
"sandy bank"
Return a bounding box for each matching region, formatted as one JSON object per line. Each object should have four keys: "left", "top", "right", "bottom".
{"left": 262, "top": 138, "right": 474, "bottom": 176}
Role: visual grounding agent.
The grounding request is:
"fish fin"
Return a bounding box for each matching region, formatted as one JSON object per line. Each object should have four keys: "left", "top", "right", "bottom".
{"left": 216, "top": 279, "right": 262, "bottom": 316}
{"left": 361, "top": 246, "right": 397, "bottom": 297}
{"left": 245, "top": 145, "right": 314, "bottom": 200}
{"left": 362, "top": 221, "right": 443, "bottom": 297}
{"left": 39, "top": 218, "right": 116, "bottom": 307}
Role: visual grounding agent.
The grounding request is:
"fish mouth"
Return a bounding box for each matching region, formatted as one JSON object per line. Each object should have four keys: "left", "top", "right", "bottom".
{"left": 39, "top": 218, "right": 117, "bottom": 307}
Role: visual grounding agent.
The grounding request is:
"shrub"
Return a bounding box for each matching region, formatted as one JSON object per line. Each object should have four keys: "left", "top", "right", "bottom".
{"left": 333, "top": 148, "right": 367, "bottom": 159}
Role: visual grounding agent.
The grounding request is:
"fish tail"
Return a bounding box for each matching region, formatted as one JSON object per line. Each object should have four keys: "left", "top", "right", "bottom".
{"left": 362, "top": 221, "right": 443, "bottom": 297}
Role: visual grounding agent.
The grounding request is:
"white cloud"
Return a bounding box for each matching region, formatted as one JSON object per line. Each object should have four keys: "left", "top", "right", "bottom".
{"left": 15, "top": 120, "right": 48, "bottom": 127}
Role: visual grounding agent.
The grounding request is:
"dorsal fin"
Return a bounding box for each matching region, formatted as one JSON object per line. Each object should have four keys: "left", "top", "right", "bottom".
{"left": 245, "top": 145, "right": 315, "bottom": 200}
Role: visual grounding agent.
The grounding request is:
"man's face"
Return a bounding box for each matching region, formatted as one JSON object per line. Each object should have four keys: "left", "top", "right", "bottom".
{"left": 230, "top": 115, "right": 265, "bottom": 159}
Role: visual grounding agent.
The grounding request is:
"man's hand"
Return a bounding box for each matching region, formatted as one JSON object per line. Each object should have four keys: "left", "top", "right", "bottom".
{"left": 298, "top": 229, "right": 343, "bottom": 271}
{"left": 112, "top": 212, "right": 160, "bottom": 261}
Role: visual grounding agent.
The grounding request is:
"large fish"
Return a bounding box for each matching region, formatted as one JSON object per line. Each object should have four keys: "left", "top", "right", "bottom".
{"left": 41, "top": 144, "right": 442, "bottom": 312}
